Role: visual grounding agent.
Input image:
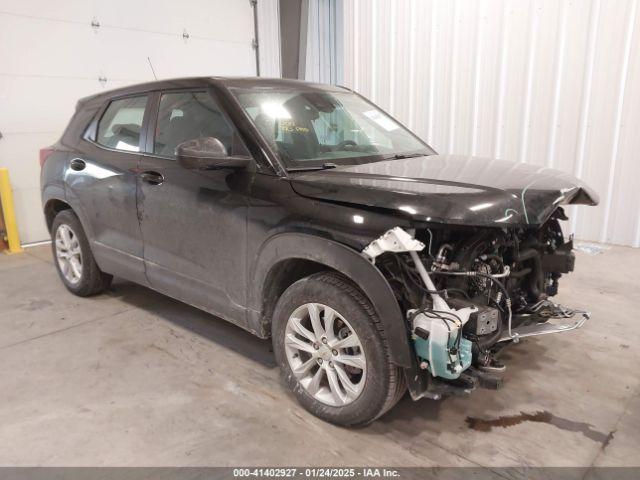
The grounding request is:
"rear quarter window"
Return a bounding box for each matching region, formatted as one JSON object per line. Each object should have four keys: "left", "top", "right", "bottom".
{"left": 96, "top": 96, "right": 148, "bottom": 152}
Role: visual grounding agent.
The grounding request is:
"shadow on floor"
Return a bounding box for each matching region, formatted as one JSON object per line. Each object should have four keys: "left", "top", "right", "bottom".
{"left": 104, "top": 278, "right": 277, "bottom": 369}
{"left": 98, "top": 277, "right": 556, "bottom": 437}
{"left": 367, "top": 340, "right": 553, "bottom": 437}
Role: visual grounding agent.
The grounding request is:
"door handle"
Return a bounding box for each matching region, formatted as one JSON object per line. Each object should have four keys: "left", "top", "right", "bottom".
{"left": 70, "top": 158, "right": 86, "bottom": 171}
{"left": 139, "top": 171, "right": 164, "bottom": 185}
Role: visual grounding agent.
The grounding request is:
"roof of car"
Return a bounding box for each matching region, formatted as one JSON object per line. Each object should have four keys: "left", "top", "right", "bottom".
{"left": 78, "top": 76, "right": 350, "bottom": 105}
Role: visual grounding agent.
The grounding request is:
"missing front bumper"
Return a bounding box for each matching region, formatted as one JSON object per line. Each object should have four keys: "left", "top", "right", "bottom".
{"left": 498, "top": 301, "right": 591, "bottom": 343}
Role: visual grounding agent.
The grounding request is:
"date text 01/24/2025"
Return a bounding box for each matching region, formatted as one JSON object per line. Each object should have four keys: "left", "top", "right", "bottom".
{"left": 232, "top": 468, "right": 400, "bottom": 478}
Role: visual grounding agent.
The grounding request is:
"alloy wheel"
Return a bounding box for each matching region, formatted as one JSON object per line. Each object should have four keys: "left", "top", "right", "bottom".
{"left": 284, "top": 303, "right": 367, "bottom": 407}
{"left": 55, "top": 224, "right": 83, "bottom": 285}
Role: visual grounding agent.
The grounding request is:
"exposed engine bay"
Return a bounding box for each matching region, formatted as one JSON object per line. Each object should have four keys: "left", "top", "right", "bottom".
{"left": 363, "top": 207, "right": 590, "bottom": 398}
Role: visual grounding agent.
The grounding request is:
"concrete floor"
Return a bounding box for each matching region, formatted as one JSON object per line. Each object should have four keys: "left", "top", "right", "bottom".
{"left": 0, "top": 244, "right": 638, "bottom": 468}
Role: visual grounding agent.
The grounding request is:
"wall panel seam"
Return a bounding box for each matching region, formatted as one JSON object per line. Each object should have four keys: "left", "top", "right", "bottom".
{"left": 572, "top": 0, "right": 601, "bottom": 235}
{"left": 546, "top": 0, "right": 568, "bottom": 169}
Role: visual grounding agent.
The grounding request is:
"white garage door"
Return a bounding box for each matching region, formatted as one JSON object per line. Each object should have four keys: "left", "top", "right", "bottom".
{"left": 0, "top": 0, "right": 262, "bottom": 244}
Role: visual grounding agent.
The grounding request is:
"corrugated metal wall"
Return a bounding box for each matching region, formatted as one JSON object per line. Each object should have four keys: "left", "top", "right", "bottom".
{"left": 341, "top": 0, "right": 640, "bottom": 246}
{"left": 305, "top": 0, "right": 343, "bottom": 84}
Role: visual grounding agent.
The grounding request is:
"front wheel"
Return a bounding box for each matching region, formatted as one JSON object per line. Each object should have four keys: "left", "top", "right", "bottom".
{"left": 272, "top": 271, "right": 405, "bottom": 426}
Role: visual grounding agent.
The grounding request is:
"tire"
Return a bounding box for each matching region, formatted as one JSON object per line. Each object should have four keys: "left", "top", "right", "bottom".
{"left": 272, "top": 271, "right": 406, "bottom": 426}
{"left": 51, "top": 209, "right": 112, "bottom": 296}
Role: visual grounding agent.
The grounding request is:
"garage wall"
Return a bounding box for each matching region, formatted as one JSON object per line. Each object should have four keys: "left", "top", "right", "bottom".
{"left": 0, "top": 0, "right": 280, "bottom": 244}
{"left": 341, "top": 0, "right": 640, "bottom": 247}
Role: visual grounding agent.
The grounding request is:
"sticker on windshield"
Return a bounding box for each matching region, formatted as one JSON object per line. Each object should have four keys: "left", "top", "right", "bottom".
{"left": 363, "top": 110, "right": 400, "bottom": 131}
{"left": 280, "top": 119, "right": 309, "bottom": 133}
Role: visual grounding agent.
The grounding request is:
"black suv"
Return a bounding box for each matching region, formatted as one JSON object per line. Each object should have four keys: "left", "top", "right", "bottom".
{"left": 41, "top": 77, "right": 597, "bottom": 425}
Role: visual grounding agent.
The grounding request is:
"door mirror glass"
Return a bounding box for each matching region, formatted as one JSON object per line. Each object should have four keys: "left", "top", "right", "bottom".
{"left": 176, "top": 137, "right": 251, "bottom": 169}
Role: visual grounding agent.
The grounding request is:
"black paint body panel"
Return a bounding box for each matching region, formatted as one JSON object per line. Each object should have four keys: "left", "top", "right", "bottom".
{"left": 291, "top": 155, "right": 598, "bottom": 227}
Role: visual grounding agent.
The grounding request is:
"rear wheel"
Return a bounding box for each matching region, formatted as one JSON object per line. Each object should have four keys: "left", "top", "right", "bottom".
{"left": 51, "top": 210, "right": 112, "bottom": 296}
{"left": 272, "top": 271, "right": 405, "bottom": 426}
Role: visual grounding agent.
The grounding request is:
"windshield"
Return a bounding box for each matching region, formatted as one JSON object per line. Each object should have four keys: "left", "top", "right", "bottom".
{"left": 230, "top": 88, "right": 434, "bottom": 169}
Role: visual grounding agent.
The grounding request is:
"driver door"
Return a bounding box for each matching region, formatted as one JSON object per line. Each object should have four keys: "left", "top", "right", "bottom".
{"left": 137, "top": 89, "right": 253, "bottom": 325}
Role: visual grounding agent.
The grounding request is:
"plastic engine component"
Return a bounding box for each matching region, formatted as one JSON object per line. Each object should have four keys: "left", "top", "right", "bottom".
{"left": 411, "top": 311, "right": 473, "bottom": 380}
{"left": 468, "top": 306, "right": 500, "bottom": 335}
{"left": 363, "top": 227, "right": 476, "bottom": 380}
{"left": 448, "top": 299, "right": 500, "bottom": 336}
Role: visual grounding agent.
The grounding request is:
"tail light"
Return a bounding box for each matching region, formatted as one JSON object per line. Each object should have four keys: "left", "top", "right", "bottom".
{"left": 39, "top": 147, "right": 54, "bottom": 168}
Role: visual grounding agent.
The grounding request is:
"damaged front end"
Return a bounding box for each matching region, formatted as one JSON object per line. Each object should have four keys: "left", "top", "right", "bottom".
{"left": 363, "top": 208, "right": 590, "bottom": 400}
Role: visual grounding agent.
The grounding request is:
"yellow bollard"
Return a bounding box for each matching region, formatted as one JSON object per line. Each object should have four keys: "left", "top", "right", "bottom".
{"left": 0, "top": 167, "right": 24, "bottom": 254}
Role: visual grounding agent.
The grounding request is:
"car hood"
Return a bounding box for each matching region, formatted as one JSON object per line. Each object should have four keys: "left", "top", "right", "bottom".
{"left": 289, "top": 155, "right": 599, "bottom": 227}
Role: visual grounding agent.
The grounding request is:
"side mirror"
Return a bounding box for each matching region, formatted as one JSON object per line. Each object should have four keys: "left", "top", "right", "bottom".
{"left": 176, "top": 137, "right": 251, "bottom": 170}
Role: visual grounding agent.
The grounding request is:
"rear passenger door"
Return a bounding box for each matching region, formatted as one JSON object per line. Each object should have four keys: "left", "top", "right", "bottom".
{"left": 66, "top": 95, "right": 149, "bottom": 285}
{"left": 137, "top": 89, "right": 252, "bottom": 325}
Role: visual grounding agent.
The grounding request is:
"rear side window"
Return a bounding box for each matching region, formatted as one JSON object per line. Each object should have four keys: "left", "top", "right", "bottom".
{"left": 96, "top": 96, "right": 148, "bottom": 152}
{"left": 153, "top": 91, "right": 246, "bottom": 157}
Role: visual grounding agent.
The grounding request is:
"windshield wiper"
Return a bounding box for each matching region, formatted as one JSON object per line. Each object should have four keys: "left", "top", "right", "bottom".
{"left": 382, "top": 152, "right": 427, "bottom": 160}
{"left": 287, "top": 162, "right": 339, "bottom": 172}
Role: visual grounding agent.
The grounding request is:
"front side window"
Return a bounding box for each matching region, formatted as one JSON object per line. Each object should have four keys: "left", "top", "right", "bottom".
{"left": 231, "top": 88, "right": 432, "bottom": 168}
{"left": 154, "top": 91, "right": 245, "bottom": 157}
{"left": 96, "top": 96, "right": 148, "bottom": 152}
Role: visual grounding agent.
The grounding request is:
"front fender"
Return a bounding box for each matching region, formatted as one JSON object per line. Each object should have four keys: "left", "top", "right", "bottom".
{"left": 249, "top": 232, "right": 412, "bottom": 368}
